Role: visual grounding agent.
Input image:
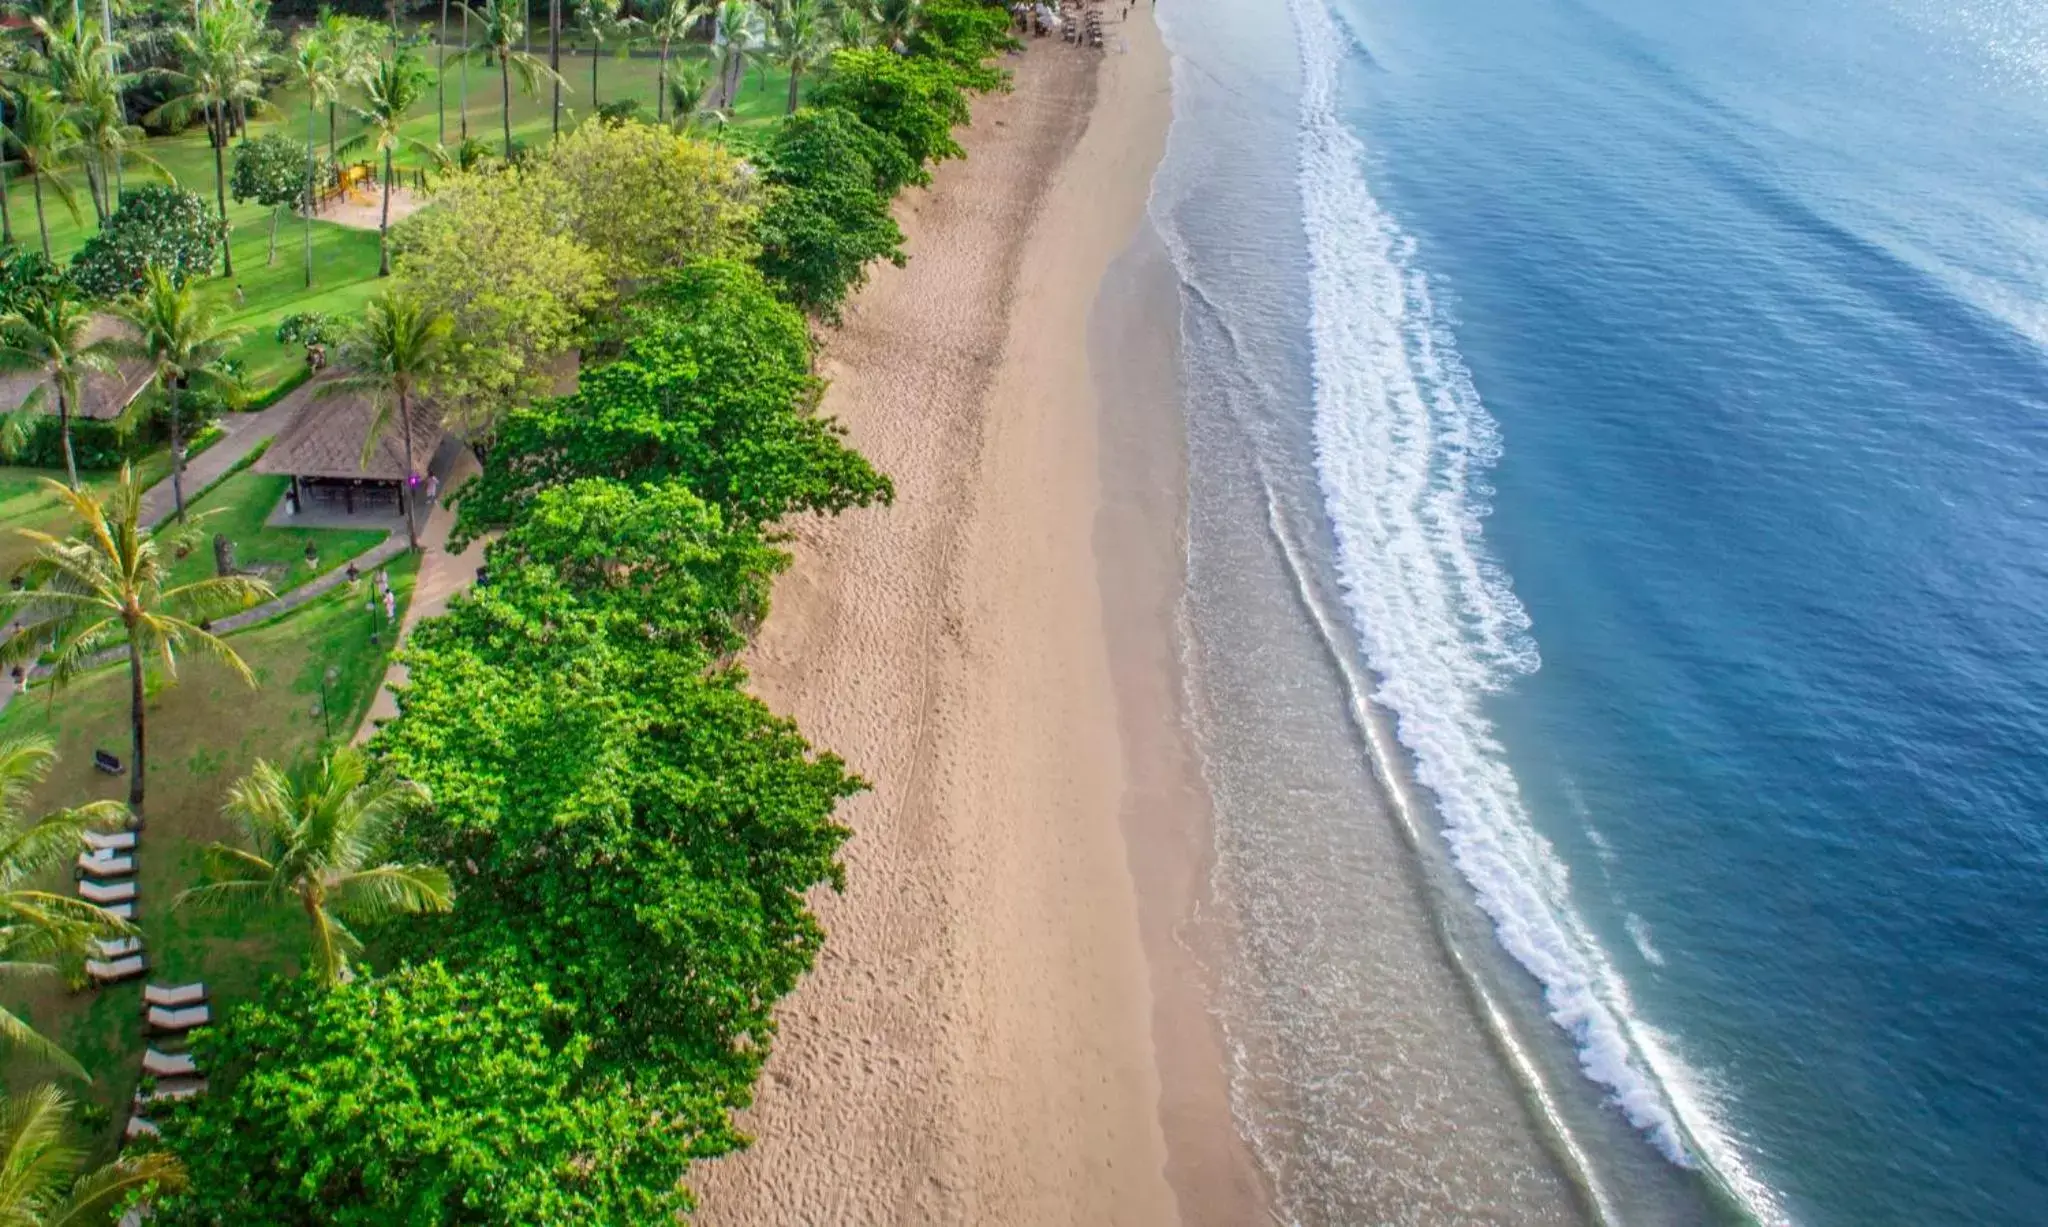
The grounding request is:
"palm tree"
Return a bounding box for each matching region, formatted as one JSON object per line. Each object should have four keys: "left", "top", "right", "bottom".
{"left": 665, "top": 60, "right": 724, "bottom": 132}
{"left": 873, "top": 0, "right": 920, "bottom": 50}
{"left": 549, "top": 0, "right": 562, "bottom": 137}
{"left": 572, "top": 0, "right": 639, "bottom": 109}
{"left": 177, "top": 747, "right": 449, "bottom": 987}
{"left": 1, "top": 86, "right": 81, "bottom": 261}
{"left": 150, "top": 0, "right": 277, "bottom": 278}
{"left": 460, "top": 0, "right": 555, "bottom": 161}
{"left": 711, "top": 0, "right": 762, "bottom": 111}
{"left": 0, "top": 283, "right": 116, "bottom": 490}
{"left": 288, "top": 19, "right": 347, "bottom": 289}
{"left": 0, "top": 740, "right": 130, "bottom": 1079}
{"left": 0, "top": 1086, "right": 186, "bottom": 1218}
{"left": 645, "top": 0, "right": 712, "bottom": 122}
{"left": 0, "top": 469, "right": 270, "bottom": 821}
{"left": 318, "top": 292, "right": 452, "bottom": 552}
{"left": 341, "top": 52, "right": 440, "bottom": 277}
{"left": 107, "top": 266, "right": 243, "bottom": 522}
{"left": 772, "top": 0, "right": 830, "bottom": 114}
{"left": 831, "top": 1, "right": 869, "bottom": 50}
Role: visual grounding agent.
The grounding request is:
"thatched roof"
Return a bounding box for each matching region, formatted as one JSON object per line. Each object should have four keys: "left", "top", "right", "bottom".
{"left": 0, "top": 316, "right": 156, "bottom": 421}
{"left": 254, "top": 378, "right": 444, "bottom": 483}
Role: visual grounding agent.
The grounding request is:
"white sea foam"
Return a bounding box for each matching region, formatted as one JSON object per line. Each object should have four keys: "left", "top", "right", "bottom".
{"left": 1625, "top": 914, "right": 1668, "bottom": 968}
{"left": 1286, "top": 0, "right": 1741, "bottom": 1183}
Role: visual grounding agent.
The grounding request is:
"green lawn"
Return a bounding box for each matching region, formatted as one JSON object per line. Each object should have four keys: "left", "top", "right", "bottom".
{"left": 0, "top": 453, "right": 176, "bottom": 581}
{"left": 0, "top": 554, "right": 418, "bottom": 1125}
{"left": 165, "top": 469, "right": 390, "bottom": 594}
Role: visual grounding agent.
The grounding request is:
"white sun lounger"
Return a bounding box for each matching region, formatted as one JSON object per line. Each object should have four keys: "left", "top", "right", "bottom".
{"left": 145, "top": 1004, "right": 209, "bottom": 1032}
{"left": 134, "top": 1077, "right": 205, "bottom": 1104}
{"left": 78, "top": 878, "right": 136, "bottom": 904}
{"left": 77, "top": 851, "right": 135, "bottom": 877}
{"left": 142, "top": 1048, "right": 197, "bottom": 1078}
{"left": 93, "top": 936, "right": 142, "bottom": 959}
{"left": 143, "top": 982, "right": 206, "bottom": 1009}
{"left": 86, "top": 955, "right": 146, "bottom": 984}
{"left": 83, "top": 829, "right": 138, "bottom": 853}
{"left": 103, "top": 902, "right": 134, "bottom": 920}
{"left": 123, "top": 1115, "right": 158, "bottom": 1141}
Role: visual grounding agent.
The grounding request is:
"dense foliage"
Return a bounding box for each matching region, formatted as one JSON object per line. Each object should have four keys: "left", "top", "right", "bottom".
{"left": 228, "top": 133, "right": 310, "bottom": 211}
{"left": 69, "top": 186, "right": 226, "bottom": 301}
{"left": 755, "top": 107, "right": 908, "bottom": 321}
{"left": 0, "top": 251, "right": 72, "bottom": 319}
{"left": 454, "top": 259, "right": 892, "bottom": 537}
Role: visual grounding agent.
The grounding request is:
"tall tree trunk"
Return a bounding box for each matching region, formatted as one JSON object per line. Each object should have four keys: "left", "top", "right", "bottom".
{"left": 126, "top": 639, "right": 145, "bottom": 821}
{"left": 398, "top": 386, "right": 421, "bottom": 551}
{"left": 305, "top": 103, "right": 318, "bottom": 287}
{"left": 500, "top": 57, "right": 512, "bottom": 156}
{"left": 438, "top": 0, "right": 449, "bottom": 144}
{"left": 592, "top": 35, "right": 599, "bottom": 108}
{"left": 0, "top": 165, "right": 15, "bottom": 248}
{"left": 31, "top": 173, "right": 50, "bottom": 260}
{"left": 787, "top": 62, "right": 799, "bottom": 113}
{"left": 379, "top": 148, "right": 394, "bottom": 275}
{"left": 56, "top": 384, "right": 76, "bottom": 489}
{"left": 214, "top": 107, "right": 235, "bottom": 277}
{"left": 656, "top": 41, "right": 667, "bottom": 120}
{"left": 85, "top": 160, "right": 106, "bottom": 225}
{"left": 328, "top": 100, "right": 339, "bottom": 164}
{"left": 460, "top": 5, "right": 471, "bottom": 141}
{"left": 268, "top": 205, "right": 280, "bottom": 264}
{"left": 169, "top": 385, "right": 186, "bottom": 519}
{"left": 550, "top": 0, "right": 561, "bottom": 137}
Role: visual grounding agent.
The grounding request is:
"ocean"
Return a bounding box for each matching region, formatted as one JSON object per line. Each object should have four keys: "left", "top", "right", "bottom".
{"left": 1146, "top": 0, "right": 2048, "bottom": 1222}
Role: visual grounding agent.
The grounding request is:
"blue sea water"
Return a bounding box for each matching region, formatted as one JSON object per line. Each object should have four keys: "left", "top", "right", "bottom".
{"left": 1154, "top": 0, "right": 2048, "bottom": 1221}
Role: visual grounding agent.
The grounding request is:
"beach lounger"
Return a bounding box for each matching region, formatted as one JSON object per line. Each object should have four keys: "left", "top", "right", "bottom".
{"left": 78, "top": 878, "right": 136, "bottom": 904}
{"left": 134, "top": 1077, "right": 206, "bottom": 1104}
{"left": 76, "top": 851, "right": 134, "bottom": 877}
{"left": 145, "top": 1004, "right": 209, "bottom": 1033}
{"left": 86, "top": 955, "right": 146, "bottom": 984}
{"left": 143, "top": 982, "right": 207, "bottom": 1008}
{"left": 123, "top": 1115, "right": 158, "bottom": 1141}
{"left": 93, "top": 936, "right": 142, "bottom": 959}
{"left": 142, "top": 1048, "right": 197, "bottom": 1079}
{"left": 104, "top": 902, "right": 134, "bottom": 920}
{"left": 82, "top": 829, "right": 137, "bottom": 853}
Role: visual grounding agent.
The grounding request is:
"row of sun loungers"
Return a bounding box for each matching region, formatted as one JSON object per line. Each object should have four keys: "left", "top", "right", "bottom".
{"left": 78, "top": 876, "right": 135, "bottom": 905}
{"left": 81, "top": 816, "right": 142, "bottom": 988}
{"left": 128, "top": 983, "right": 210, "bottom": 1143}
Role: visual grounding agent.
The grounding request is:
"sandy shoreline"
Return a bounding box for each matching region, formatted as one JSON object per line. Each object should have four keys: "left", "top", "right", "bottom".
{"left": 695, "top": 11, "right": 1237, "bottom": 1225}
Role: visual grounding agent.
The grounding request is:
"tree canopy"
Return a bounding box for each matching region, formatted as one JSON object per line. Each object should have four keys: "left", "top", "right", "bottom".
{"left": 755, "top": 107, "right": 907, "bottom": 321}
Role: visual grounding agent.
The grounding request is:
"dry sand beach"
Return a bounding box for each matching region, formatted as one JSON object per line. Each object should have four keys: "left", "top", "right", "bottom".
{"left": 695, "top": 9, "right": 1257, "bottom": 1225}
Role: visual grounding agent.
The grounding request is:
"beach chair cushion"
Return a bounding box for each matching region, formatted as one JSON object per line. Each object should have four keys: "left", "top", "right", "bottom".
{"left": 92, "top": 936, "right": 142, "bottom": 959}
{"left": 78, "top": 879, "right": 136, "bottom": 904}
{"left": 142, "top": 1048, "right": 198, "bottom": 1078}
{"left": 143, "top": 982, "right": 207, "bottom": 1008}
{"left": 85, "top": 955, "right": 145, "bottom": 983}
{"left": 82, "top": 829, "right": 137, "bottom": 853}
{"left": 77, "top": 851, "right": 134, "bottom": 877}
{"left": 146, "top": 1004, "right": 210, "bottom": 1031}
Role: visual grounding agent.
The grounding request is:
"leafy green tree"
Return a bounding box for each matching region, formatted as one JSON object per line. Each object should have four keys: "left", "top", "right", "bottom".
{"left": 229, "top": 133, "right": 310, "bottom": 267}
{"left": 754, "top": 106, "right": 907, "bottom": 320}
{"left": 2, "top": 85, "right": 83, "bottom": 261}
{"left": 176, "top": 746, "right": 449, "bottom": 986}
{"left": 0, "top": 468, "right": 269, "bottom": 821}
{"left": 0, "top": 281, "right": 116, "bottom": 489}
{"left": 67, "top": 185, "right": 226, "bottom": 302}
{"left": 341, "top": 51, "right": 440, "bottom": 278}
{"left": 390, "top": 167, "right": 604, "bottom": 433}
{"left": 0, "top": 1085, "right": 186, "bottom": 1220}
{"left": 454, "top": 259, "right": 893, "bottom": 537}
{"left": 153, "top": 965, "right": 713, "bottom": 1223}
{"left": 912, "top": 0, "right": 1018, "bottom": 74}
{"left": 812, "top": 45, "right": 976, "bottom": 189}
{"left": 150, "top": 0, "right": 278, "bottom": 278}
{"left": 0, "top": 739, "right": 129, "bottom": 1079}
{"left": 318, "top": 291, "right": 452, "bottom": 552}
{"left": 106, "top": 265, "right": 244, "bottom": 521}
{"left": 771, "top": 0, "right": 832, "bottom": 114}
{"left": 534, "top": 119, "right": 760, "bottom": 297}
{"left": 460, "top": 0, "right": 556, "bottom": 161}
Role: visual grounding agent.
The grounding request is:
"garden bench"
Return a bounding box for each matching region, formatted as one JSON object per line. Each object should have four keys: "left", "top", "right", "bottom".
{"left": 92, "top": 749, "right": 121, "bottom": 774}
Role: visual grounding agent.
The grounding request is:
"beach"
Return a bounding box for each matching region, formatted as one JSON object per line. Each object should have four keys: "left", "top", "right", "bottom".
{"left": 693, "top": 9, "right": 1248, "bottom": 1224}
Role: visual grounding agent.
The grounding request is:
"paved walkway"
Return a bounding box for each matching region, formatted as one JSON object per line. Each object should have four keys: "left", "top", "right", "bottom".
{"left": 139, "top": 392, "right": 306, "bottom": 528}
{"left": 354, "top": 449, "right": 487, "bottom": 743}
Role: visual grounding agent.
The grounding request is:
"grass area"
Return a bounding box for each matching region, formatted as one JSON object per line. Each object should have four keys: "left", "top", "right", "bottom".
{"left": 0, "top": 453, "right": 176, "bottom": 580}
{"left": 165, "top": 470, "right": 390, "bottom": 594}
{"left": 0, "top": 553, "right": 419, "bottom": 1125}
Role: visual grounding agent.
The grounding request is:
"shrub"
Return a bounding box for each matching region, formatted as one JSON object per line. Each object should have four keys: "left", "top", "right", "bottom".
{"left": 0, "top": 249, "right": 72, "bottom": 317}
{"left": 69, "top": 185, "right": 225, "bottom": 301}
{"left": 595, "top": 97, "right": 644, "bottom": 125}
{"left": 274, "top": 311, "right": 337, "bottom": 348}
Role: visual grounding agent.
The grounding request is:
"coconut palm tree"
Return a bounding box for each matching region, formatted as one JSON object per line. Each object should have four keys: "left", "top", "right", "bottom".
{"left": 341, "top": 52, "right": 441, "bottom": 277}
{"left": 0, "top": 740, "right": 129, "bottom": 1080}
{"left": 0, "top": 283, "right": 116, "bottom": 490}
{"left": 0, "top": 86, "right": 82, "bottom": 261}
{"left": 665, "top": 60, "right": 724, "bottom": 132}
{"left": 107, "top": 266, "right": 244, "bottom": 522}
{"left": 0, "top": 468, "right": 270, "bottom": 822}
{"left": 0, "top": 1085, "right": 187, "bottom": 1218}
{"left": 772, "top": 0, "right": 830, "bottom": 114}
{"left": 645, "top": 0, "right": 713, "bottom": 122}
{"left": 830, "top": 0, "right": 868, "bottom": 49}
{"left": 177, "top": 746, "right": 450, "bottom": 987}
{"left": 150, "top": 0, "right": 277, "bottom": 278}
{"left": 460, "top": 0, "right": 556, "bottom": 161}
{"left": 711, "top": 0, "right": 762, "bottom": 111}
{"left": 873, "top": 0, "right": 920, "bottom": 50}
{"left": 571, "top": 0, "right": 639, "bottom": 109}
{"left": 288, "top": 19, "right": 348, "bottom": 288}
{"left": 318, "top": 291, "right": 452, "bottom": 552}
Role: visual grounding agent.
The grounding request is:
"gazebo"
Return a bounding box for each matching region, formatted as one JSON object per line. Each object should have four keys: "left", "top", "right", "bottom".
{"left": 254, "top": 382, "right": 443, "bottom": 521}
